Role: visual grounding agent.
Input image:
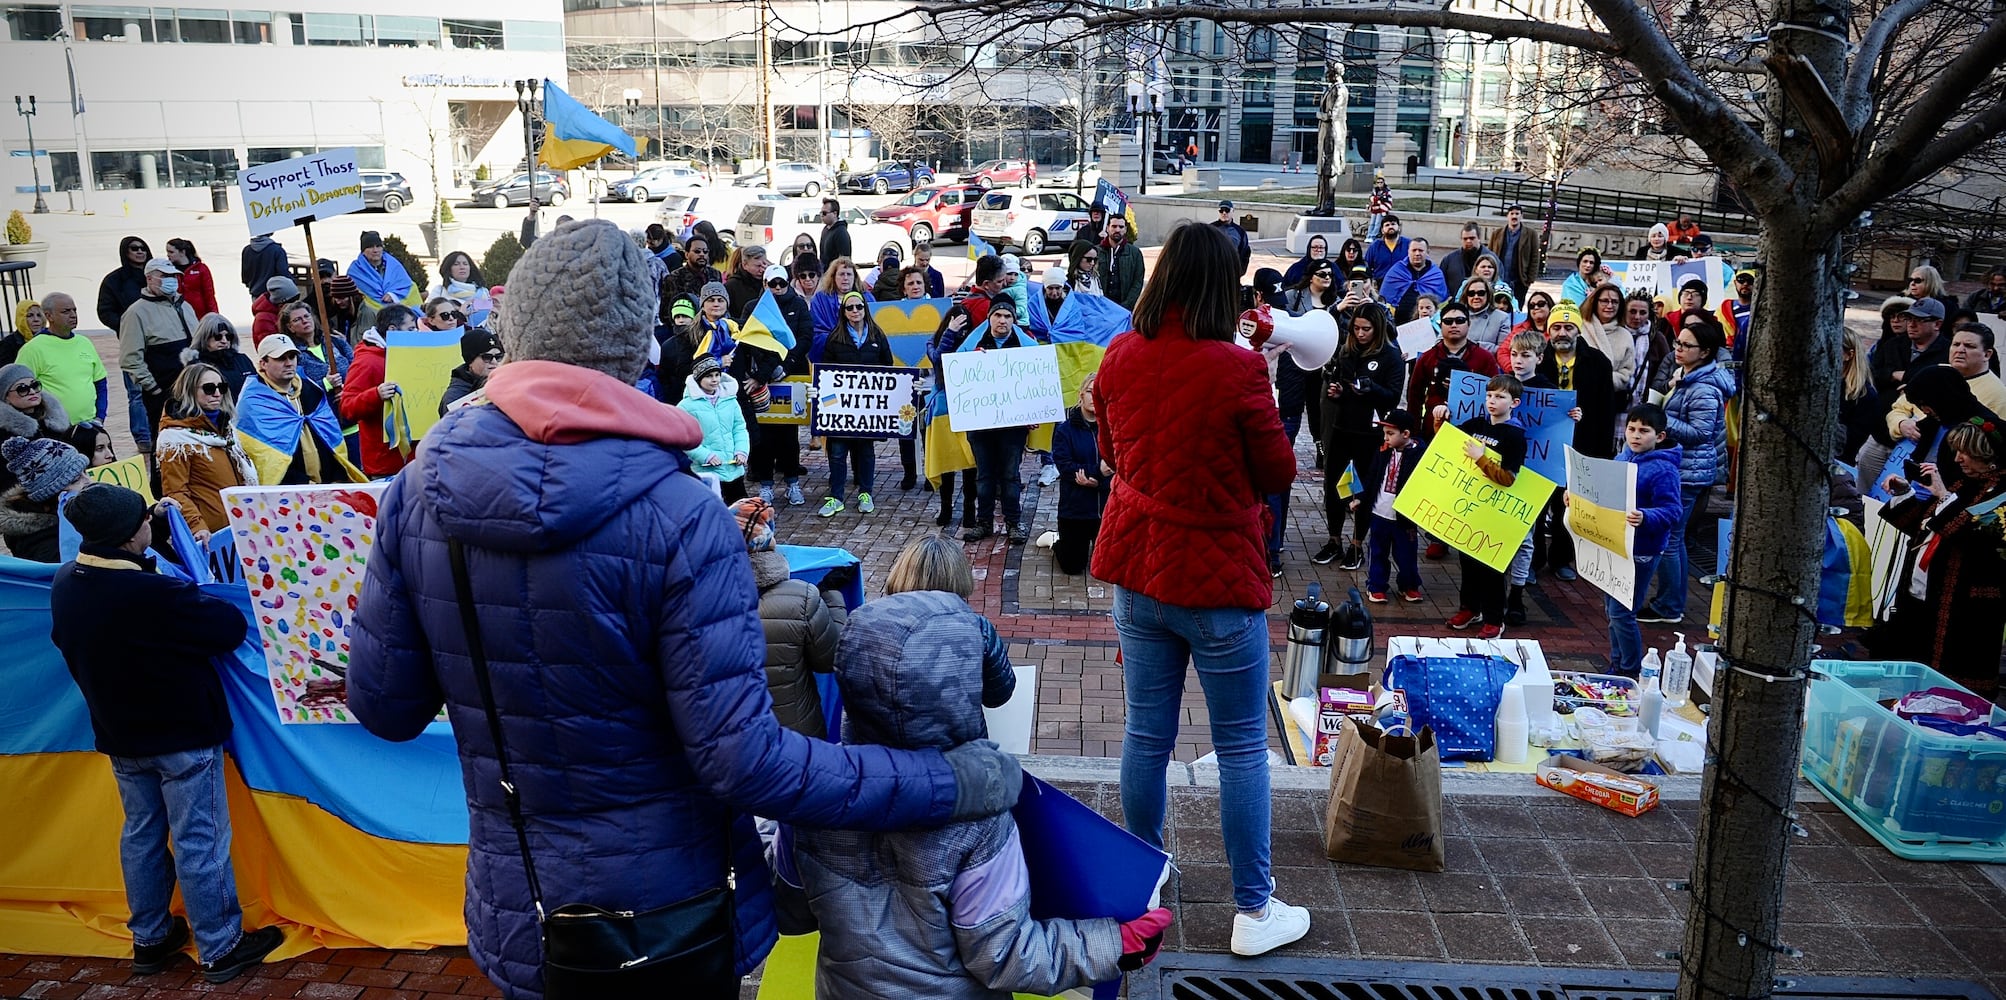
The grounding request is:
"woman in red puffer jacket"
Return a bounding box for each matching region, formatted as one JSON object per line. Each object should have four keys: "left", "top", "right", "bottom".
{"left": 1089, "top": 222, "right": 1309, "bottom": 956}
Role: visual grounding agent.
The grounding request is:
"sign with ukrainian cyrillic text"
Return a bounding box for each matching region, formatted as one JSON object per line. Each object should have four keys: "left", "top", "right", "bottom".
{"left": 1392, "top": 423, "right": 1556, "bottom": 572}
{"left": 810, "top": 364, "right": 917, "bottom": 439}
{"left": 940, "top": 344, "right": 1064, "bottom": 433}
{"left": 238, "top": 147, "right": 364, "bottom": 237}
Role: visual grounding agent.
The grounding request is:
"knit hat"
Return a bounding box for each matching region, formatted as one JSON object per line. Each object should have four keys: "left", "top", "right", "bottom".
{"left": 728, "top": 497, "right": 777, "bottom": 552}
{"left": 359, "top": 230, "right": 384, "bottom": 250}
{"left": 691, "top": 355, "right": 723, "bottom": 383}
{"left": 461, "top": 328, "right": 503, "bottom": 363}
{"left": 1648, "top": 223, "right": 1669, "bottom": 241}
{"left": 1001, "top": 253, "right": 1022, "bottom": 275}
{"left": 265, "top": 276, "right": 301, "bottom": 304}
{"left": 700, "top": 281, "right": 728, "bottom": 303}
{"left": 496, "top": 219, "right": 655, "bottom": 382}
{"left": 1880, "top": 295, "right": 1916, "bottom": 317}
{"left": 670, "top": 297, "right": 697, "bottom": 321}
{"left": 1547, "top": 303, "right": 1585, "bottom": 330}
{"left": 327, "top": 274, "right": 359, "bottom": 299}
{"left": 3, "top": 437, "right": 89, "bottom": 503}
{"left": 0, "top": 362, "right": 33, "bottom": 397}
{"left": 63, "top": 482, "right": 148, "bottom": 547}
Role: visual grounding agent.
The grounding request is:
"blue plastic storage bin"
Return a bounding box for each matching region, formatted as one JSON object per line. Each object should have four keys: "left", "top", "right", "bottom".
{"left": 1800, "top": 659, "right": 2006, "bottom": 863}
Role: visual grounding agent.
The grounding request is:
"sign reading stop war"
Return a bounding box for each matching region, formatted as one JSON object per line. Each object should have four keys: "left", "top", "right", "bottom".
{"left": 811, "top": 364, "right": 917, "bottom": 439}
{"left": 940, "top": 344, "right": 1065, "bottom": 432}
{"left": 238, "top": 147, "right": 365, "bottom": 237}
{"left": 1392, "top": 423, "right": 1557, "bottom": 571}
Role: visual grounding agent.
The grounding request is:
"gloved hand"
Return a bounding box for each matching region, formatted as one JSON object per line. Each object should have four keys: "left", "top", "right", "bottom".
{"left": 1118, "top": 908, "right": 1174, "bottom": 970}
{"left": 944, "top": 740, "right": 1023, "bottom": 822}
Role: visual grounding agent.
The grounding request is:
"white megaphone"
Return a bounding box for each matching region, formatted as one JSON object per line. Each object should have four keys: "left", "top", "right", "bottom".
{"left": 1237, "top": 305, "right": 1338, "bottom": 371}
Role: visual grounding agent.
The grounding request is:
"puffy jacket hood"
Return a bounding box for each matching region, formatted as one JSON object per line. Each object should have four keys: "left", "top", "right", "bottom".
{"left": 420, "top": 359, "right": 703, "bottom": 553}
{"left": 837, "top": 591, "right": 989, "bottom": 751}
{"left": 682, "top": 370, "right": 740, "bottom": 400}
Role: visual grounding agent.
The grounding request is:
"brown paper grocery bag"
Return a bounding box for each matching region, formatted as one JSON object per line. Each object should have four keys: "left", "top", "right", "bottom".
{"left": 1322, "top": 718, "right": 1446, "bottom": 872}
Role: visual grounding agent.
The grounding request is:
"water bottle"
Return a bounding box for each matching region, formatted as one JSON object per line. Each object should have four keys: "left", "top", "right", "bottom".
{"left": 1663, "top": 632, "right": 1694, "bottom": 710}
{"left": 1638, "top": 650, "right": 1664, "bottom": 740}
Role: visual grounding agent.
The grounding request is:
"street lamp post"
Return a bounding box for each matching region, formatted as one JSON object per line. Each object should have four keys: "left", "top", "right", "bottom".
{"left": 13, "top": 96, "right": 48, "bottom": 214}
{"left": 625, "top": 89, "right": 644, "bottom": 158}
{"left": 514, "top": 79, "right": 540, "bottom": 238}
{"left": 1127, "top": 92, "right": 1161, "bottom": 196}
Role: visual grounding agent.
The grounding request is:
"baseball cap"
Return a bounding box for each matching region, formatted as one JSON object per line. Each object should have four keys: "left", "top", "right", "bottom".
{"left": 144, "top": 258, "right": 180, "bottom": 275}
{"left": 1902, "top": 297, "right": 1945, "bottom": 321}
{"left": 1218, "top": 200, "right": 1234, "bottom": 211}
{"left": 256, "top": 334, "right": 300, "bottom": 360}
{"left": 1376, "top": 410, "right": 1416, "bottom": 433}
{"left": 764, "top": 264, "right": 790, "bottom": 284}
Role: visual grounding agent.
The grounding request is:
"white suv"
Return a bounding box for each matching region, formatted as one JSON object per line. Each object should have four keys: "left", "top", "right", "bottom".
{"left": 969, "top": 189, "right": 1093, "bottom": 255}
{"left": 657, "top": 189, "right": 789, "bottom": 244}
{"left": 736, "top": 199, "right": 912, "bottom": 267}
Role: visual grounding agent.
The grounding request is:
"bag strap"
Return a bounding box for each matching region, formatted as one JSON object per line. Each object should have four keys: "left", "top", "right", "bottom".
{"left": 448, "top": 538, "right": 547, "bottom": 922}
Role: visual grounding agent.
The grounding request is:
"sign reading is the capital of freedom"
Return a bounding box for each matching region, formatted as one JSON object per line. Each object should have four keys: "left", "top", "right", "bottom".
{"left": 238, "top": 148, "right": 365, "bottom": 237}
{"left": 1392, "top": 423, "right": 1557, "bottom": 572}
{"left": 940, "top": 344, "right": 1065, "bottom": 432}
{"left": 811, "top": 364, "right": 917, "bottom": 439}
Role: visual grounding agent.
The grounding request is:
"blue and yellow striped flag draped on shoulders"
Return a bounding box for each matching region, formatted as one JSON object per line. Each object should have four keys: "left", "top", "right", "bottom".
{"left": 236, "top": 378, "right": 365, "bottom": 485}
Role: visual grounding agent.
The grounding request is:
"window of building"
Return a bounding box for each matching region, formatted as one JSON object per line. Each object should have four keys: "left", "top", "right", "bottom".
{"left": 1299, "top": 28, "right": 1327, "bottom": 63}
{"left": 173, "top": 8, "right": 230, "bottom": 42}
{"left": 303, "top": 12, "right": 367, "bottom": 45}
{"left": 353, "top": 146, "right": 385, "bottom": 169}
{"left": 1342, "top": 27, "right": 1375, "bottom": 63}
{"left": 504, "top": 20, "right": 560, "bottom": 51}
{"left": 1345, "top": 61, "right": 1375, "bottom": 107}
{"left": 375, "top": 15, "right": 437, "bottom": 46}
{"left": 1292, "top": 66, "right": 1324, "bottom": 111}
{"left": 167, "top": 147, "right": 236, "bottom": 185}
{"left": 1246, "top": 27, "right": 1276, "bottom": 62}
{"left": 1399, "top": 65, "right": 1436, "bottom": 107}
{"left": 1242, "top": 69, "right": 1274, "bottom": 107}
{"left": 74, "top": 5, "right": 154, "bottom": 41}
{"left": 1441, "top": 70, "right": 1468, "bottom": 103}
{"left": 47, "top": 150, "right": 81, "bottom": 191}
{"left": 772, "top": 37, "right": 817, "bottom": 64}
{"left": 1211, "top": 22, "right": 1224, "bottom": 56}
{"left": 229, "top": 10, "right": 273, "bottom": 44}
{"left": 1479, "top": 75, "right": 1506, "bottom": 104}
{"left": 1402, "top": 26, "right": 1435, "bottom": 60}
{"left": 443, "top": 17, "right": 501, "bottom": 50}
{"left": 5, "top": 3, "right": 62, "bottom": 40}
{"left": 91, "top": 149, "right": 169, "bottom": 189}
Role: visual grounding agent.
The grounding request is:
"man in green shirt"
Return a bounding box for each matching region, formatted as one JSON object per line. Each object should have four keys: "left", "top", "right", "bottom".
{"left": 19, "top": 293, "right": 109, "bottom": 423}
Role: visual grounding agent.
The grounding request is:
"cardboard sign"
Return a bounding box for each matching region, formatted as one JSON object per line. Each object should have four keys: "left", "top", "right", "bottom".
{"left": 1392, "top": 422, "right": 1557, "bottom": 571}
{"left": 238, "top": 147, "right": 364, "bottom": 237}
{"left": 757, "top": 375, "right": 811, "bottom": 426}
{"left": 810, "top": 364, "right": 917, "bottom": 439}
{"left": 1564, "top": 447, "right": 1638, "bottom": 608}
{"left": 383, "top": 329, "right": 464, "bottom": 442}
{"left": 85, "top": 456, "right": 155, "bottom": 502}
{"left": 1445, "top": 369, "right": 1576, "bottom": 483}
{"left": 939, "top": 343, "right": 1064, "bottom": 432}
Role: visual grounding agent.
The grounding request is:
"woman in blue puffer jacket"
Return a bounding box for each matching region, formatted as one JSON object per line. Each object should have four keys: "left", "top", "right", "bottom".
{"left": 347, "top": 221, "right": 1021, "bottom": 1000}
{"left": 1640, "top": 310, "right": 1735, "bottom": 625}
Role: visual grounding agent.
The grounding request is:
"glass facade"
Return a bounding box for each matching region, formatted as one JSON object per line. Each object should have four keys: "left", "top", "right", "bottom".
{"left": 0, "top": 7, "right": 554, "bottom": 47}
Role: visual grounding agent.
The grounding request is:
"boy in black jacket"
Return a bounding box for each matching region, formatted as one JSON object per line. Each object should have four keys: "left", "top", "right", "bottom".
{"left": 1349, "top": 409, "right": 1425, "bottom": 602}
{"left": 47, "top": 484, "right": 282, "bottom": 984}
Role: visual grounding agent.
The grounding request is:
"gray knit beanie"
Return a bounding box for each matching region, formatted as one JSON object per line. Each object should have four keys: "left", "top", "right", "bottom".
{"left": 0, "top": 363, "right": 33, "bottom": 397}
{"left": 496, "top": 218, "right": 655, "bottom": 382}
{"left": 3, "top": 437, "right": 89, "bottom": 503}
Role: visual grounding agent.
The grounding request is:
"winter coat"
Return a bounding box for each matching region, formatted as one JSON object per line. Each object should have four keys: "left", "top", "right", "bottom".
{"left": 1619, "top": 443, "right": 1686, "bottom": 558}
{"left": 1098, "top": 240, "right": 1145, "bottom": 310}
{"left": 774, "top": 288, "right": 815, "bottom": 377}
{"left": 1091, "top": 313, "right": 1297, "bottom": 610}
{"left": 1379, "top": 262, "right": 1448, "bottom": 324}
{"left": 440, "top": 365, "right": 487, "bottom": 416}
{"left": 809, "top": 291, "right": 875, "bottom": 362}
{"left": 250, "top": 292, "right": 285, "bottom": 346}
{"left": 0, "top": 393, "right": 72, "bottom": 494}
{"left": 1880, "top": 471, "right": 2006, "bottom": 695}
{"left": 241, "top": 236, "right": 290, "bottom": 298}
{"left": 49, "top": 545, "right": 248, "bottom": 756}
{"left": 1359, "top": 439, "right": 1422, "bottom": 521}
{"left": 1212, "top": 219, "right": 1251, "bottom": 272}
{"left": 751, "top": 549, "right": 843, "bottom": 740}
{"left": 1867, "top": 330, "right": 1951, "bottom": 404}
{"left": 156, "top": 411, "right": 257, "bottom": 533}
{"left": 1363, "top": 237, "right": 1409, "bottom": 283}
{"left": 1408, "top": 341, "right": 1500, "bottom": 430}
{"left": 1321, "top": 339, "right": 1404, "bottom": 438}
{"left": 337, "top": 342, "right": 407, "bottom": 478}
{"left": 1662, "top": 360, "right": 1736, "bottom": 488}
{"left": 192, "top": 343, "right": 258, "bottom": 400}
{"left": 1438, "top": 248, "right": 1502, "bottom": 302}
{"left": 295, "top": 334, "right": 353, "bottom": 395}
{"left": 96, "top": 256, "right": 149, "bottom": 333}
{"left": 0, "top": 484, "right": 59, "bottom": 562}
{"left": 679, "top": 373, "right": 751, "bottom": 482}
{"left": 789, "top": 591, "right": 1120, "bottom": 1000}
{"left": 1581, "top": 318, "right": 1637, "bottom": 398}
{"left": 1839, "top": 383, "right": 1882, "bottom": 463}
{"left": 1883, "top": 369, "right": 2006, "bottom": 443}
{"left": 347, "top": 360, "right": 968, "bottom": 998}
{"left": 1537, "top": 343, "right": 1617, "bottom": 460}
{"left": 1485, "top": 224, "right": 1542, "bottom": 293}
{"left": 821, "top": 322, "right": 895, "bottom": 368}
{"left": 820, "top": 221, "right": 853, "bottom": 265}
{"left": 1050, "top": 407, "right": 1109, "bottom": 521}
{"left": 654, "top": 331, "right": 700, "bottom": 405}
{"left": 179, "top": 260, "right": 220, "bottom": 320}
{"left": 662, "top": 264, "right": 724, "bottom": 314}
{"left": 726, "top": 269, "right": 766, "bottom": 321}
{"left": 117, "top": 294, "right": 197, "bottom": 394}
{"left": 1459, "top": 293, "right": 1511, "bottom": 352}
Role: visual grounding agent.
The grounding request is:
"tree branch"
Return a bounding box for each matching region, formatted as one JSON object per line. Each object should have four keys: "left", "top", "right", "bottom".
{"left": 1842, "top": 0, "right": 1936, "bottom": 131}
{"left": 1827, "top": 13, "right": 2006, "bottom": 219}
{"left": 1822, "top": 99, "right": 2006, "bottom": 230}
{"left": 1064, "top": 2, "right": 1621, "bottom": 55}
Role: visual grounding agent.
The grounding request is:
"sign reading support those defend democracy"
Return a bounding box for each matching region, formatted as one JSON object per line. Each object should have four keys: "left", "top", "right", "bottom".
{"left": 1392, "top": 423, "right": 1557, "bottom": 571}
{"left": 238, "top": 147, "right": 365, "bottom": 237}
{"left": 1564, "top": 447, "right": 1638, "bottom": 608}
{"left": 1445, "top": 370, "right": 1576, "bottom": 483}
{"left": 811, "top": 364, "right": 917, "bottom": 439}
{"left": 939, "top": 344, "right": 1065, "bottom": 433}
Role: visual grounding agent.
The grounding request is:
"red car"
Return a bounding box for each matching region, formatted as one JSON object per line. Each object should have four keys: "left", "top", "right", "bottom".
{"left": 968, "top": 159, "right": 1037, "bottom": 188}
{"left": 869, "top": 184, "right": 985, "bottom": 245}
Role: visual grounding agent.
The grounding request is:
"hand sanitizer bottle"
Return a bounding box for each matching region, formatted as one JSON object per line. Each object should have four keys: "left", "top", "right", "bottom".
{"left": 1663, "top": 633, "right": 1693, "bottom": 710}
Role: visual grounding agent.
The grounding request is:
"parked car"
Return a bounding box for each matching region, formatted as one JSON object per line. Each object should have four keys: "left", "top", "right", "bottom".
{"left": 1039, "top": 161, "right": 1100, "bottom": 190}
{"left": 656, "top": 188, "right": 789, "bottom": 245}
{"left": 733, "top": 162, "right": 833, "bottom": 197}
{"left": 604, "top": 164, "right": 707, "bottom": 203}
{"left": 1150, "top": 152, "right": 1185, "bottom": 176}
{"left": 967, "top": 159, "right": 1037, "bottom": 188}
{"left": 737, "top": 198, "right": 912, "bottom": 267}
{"left": 970, "top": 189, "right": 1092, "bottom": 255}
{"left": 469, "top": 171, "right": 569, "bottom": 209}
{"left": 360, "top": 170, "right": 412, "bottom": 213}
{"left": 843, "top": 160, "right": 936, "bottom": 195}
{"left": 869, "top": 184, "right": 983, "bottom": 245}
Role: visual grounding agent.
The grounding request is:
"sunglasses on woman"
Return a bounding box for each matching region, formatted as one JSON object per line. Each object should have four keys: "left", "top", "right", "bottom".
{"left": 434, "top": 311, "right": 465, "bottom": 323}
{"left": 7, "top": 380, "right": 41, "bottom": 395}
{"left": 844, "top": 304, "right": 867, "bottom": 312}
{"left": 198, "top": 381, "right": 227, "bottom": 394}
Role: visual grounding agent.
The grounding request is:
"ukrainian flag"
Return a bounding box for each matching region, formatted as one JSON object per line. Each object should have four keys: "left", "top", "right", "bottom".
{"left": 235, "top": 379, "right": 365, "bottom": 485}
{"left": 1045, "top": 287, "right": 1131, "bottom": 404}
{"left": 537, "top": 79, "right": 639, "bottom": 170}
{"left": 872, "top": 297, "right": 953, "bottom": 368}
{"left": 737, "top": 290, "right": 796, "bottom": 358}
{"left": 1709, "top": 517, "right": 1872, "bottom": 635}
{"left": 1333, "top": 463, "right": 1362, "bottom": 500}
{"left": 968, "top": 231, "right": 998, "bottom": 262}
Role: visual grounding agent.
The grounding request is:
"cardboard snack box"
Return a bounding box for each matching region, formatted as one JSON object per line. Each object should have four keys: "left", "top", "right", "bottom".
{"left": 1313, "top": 672, "right": 1379, "bottom": 766}
{"left": 1534, "top": 754, "right": 1661, "bottom": 817}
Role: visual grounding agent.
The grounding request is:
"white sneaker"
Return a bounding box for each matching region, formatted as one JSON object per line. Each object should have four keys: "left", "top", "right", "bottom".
{"left": 1038, "top": 464, "right": 1060, "bottom": 486}
{"left": 1230, "top": 897, "right": 1310, "bottom": 957}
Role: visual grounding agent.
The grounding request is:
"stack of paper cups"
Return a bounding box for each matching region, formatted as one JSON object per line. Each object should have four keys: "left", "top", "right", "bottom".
{"left": 1495, "top": 682, "right": 1530, "bottom": 764}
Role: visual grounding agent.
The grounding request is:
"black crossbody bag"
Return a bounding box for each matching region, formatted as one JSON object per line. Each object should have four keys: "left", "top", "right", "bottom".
{"left": 448, "top": 539, "right": 735, "bottom": 998}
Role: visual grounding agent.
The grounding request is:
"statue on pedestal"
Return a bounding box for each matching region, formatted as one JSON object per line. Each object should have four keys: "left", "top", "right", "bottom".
{"left": 1312, "top": 59, "right": 1350, "bottom": 217}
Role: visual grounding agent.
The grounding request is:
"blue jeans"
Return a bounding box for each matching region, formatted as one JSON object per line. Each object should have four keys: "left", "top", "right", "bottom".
{"left": 123, "top": 373, "right": 153, "bottom": 451}
{"left": 969, "top": 427, "right": 1028, "bottom": 529}
{"left": 825, "top": 438, "right": 876, "bottom": 501}
{"left": 108, "top": 746, "right": 244, "bottom": 963}
{"left": 1366, "top": 515, "right": 1420, "bottom": 593}
{"left": 1646, "top": 485, "right": 1705, "bottom": 618}
{"left": 1608, "top": 554, "right": 1662, "bottom": 676}
{"left": 1114, "top": 587, "right": 1272, "bottom": 912}
{"left": 1508, "top": 528, "right": 1536, "bottom": 586}
{"left": 1265, "top": 492, "right": 1287, "bottom": 557}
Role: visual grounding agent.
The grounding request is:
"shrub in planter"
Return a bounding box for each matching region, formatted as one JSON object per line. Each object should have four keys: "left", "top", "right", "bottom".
{"left": 480, "top": 234, "right": 525, "bottom": 285}
{"left": 5, "top": 210, "right": 30, "bottom": 245}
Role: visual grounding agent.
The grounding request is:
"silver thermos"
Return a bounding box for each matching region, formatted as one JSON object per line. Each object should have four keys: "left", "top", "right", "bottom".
{"left": 1329, "top": 586, "right": 1374, "bottom": 675}
{"left": 1282, "top": 582, "right": 1332, "bottom": 700}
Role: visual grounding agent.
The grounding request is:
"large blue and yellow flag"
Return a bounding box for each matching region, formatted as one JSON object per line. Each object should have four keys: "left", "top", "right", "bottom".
{"left": 538, "top": 79, "right": 639, "bottom": 170}
{"left": 235, "top": 379, "right": 364, "bottom": 485}
{"left": 1045, "top": 289, "right": 1131, "bottom": 405}
{"left": 737, "top": 290, "right": 794, "bottom": 359}
{"left": 1710, "top": 517, "right": 1872, "bottom": 634}
{"left": 873, "top": 297, "right": 953, "bottom": 367}
{"left": 968, "top": 231, "right": 998, "bottom": 262}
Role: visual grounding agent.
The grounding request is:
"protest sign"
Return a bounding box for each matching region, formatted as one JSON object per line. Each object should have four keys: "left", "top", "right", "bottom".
{"left": 811, "top": 364, "right": 917, "bottom": 439}
{"left": 237, "top": 148, "right": 364, "bottom": 237}
{"left": 1392, "top": 422, "right": 1557, "bottom": 571}
{"left": 383, "top": 329, "right": 463, "bottom": 441}
{"left": 223, "top": 483, "right": 388, "bottom": 724}
{"left": 1395, "top": 318, "right": 1438, "bottom": 360}
{"left": 1605, "top": 256, "right": 1734, "bottom": 309}
{"left": 872, "top": 297, "right": 952, "bottom": 367}
{"left": 1444, "top": 369, "right": 1576, "bottom": 482}
{"left": 1564, "top": 447, "right": 1638, "bottom": 608}
{"left": 939, "top": 343, "right": 1064, "bottom": 432}
{"left": 85, "top": 456, "right": 155, "bottom": 502}
{"left": 757, "top": 375, "right": 811, "bottom": 426}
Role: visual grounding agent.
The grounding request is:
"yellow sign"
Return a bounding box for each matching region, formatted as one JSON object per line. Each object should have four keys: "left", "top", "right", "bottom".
{"left": 757, "top": 375, "right": 812, "bottom": 426}
{"left": 86, "top": 456, "right": 155, "bottom": 503}
{"left": 1392, "top": 423, "right": 1556, "bottom": 571}
{"left": 383, "top": 330, "right": 465, "bottom": 442}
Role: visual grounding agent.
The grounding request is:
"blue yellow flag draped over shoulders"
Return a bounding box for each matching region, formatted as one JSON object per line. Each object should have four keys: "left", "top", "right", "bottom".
{"left": 235, "top": 378, "right": 365, "bottom": 485}
{"left": 537, "top": 79, "right": 639, "bottom": 170}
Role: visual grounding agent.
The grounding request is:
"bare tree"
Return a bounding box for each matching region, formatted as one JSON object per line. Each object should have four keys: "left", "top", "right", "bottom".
{"left": 836, "top": 2, "right": 2006, "bottom": 998}
{"left": 844, "top": 101, "right": 926, "bottom": 166}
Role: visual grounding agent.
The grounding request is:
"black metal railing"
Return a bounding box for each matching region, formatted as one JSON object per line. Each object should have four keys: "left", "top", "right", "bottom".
{"left": 1421, "top": 175, "right": 1756, "bottom": 235}
{"left": 0, "top": 261, "right": 36, "bottom": 337}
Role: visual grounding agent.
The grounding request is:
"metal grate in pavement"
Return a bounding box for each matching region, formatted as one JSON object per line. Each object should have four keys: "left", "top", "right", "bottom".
{"left": 1126, "top": 954, "right": 1998, "bottom": 1000}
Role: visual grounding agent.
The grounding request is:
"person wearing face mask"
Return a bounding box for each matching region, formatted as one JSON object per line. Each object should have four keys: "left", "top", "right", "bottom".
{"left": 118, "top": 258, "right": 200, "bottom": 440}
{"left": 99, "top": 236, "right": 158, "bottom": 456}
